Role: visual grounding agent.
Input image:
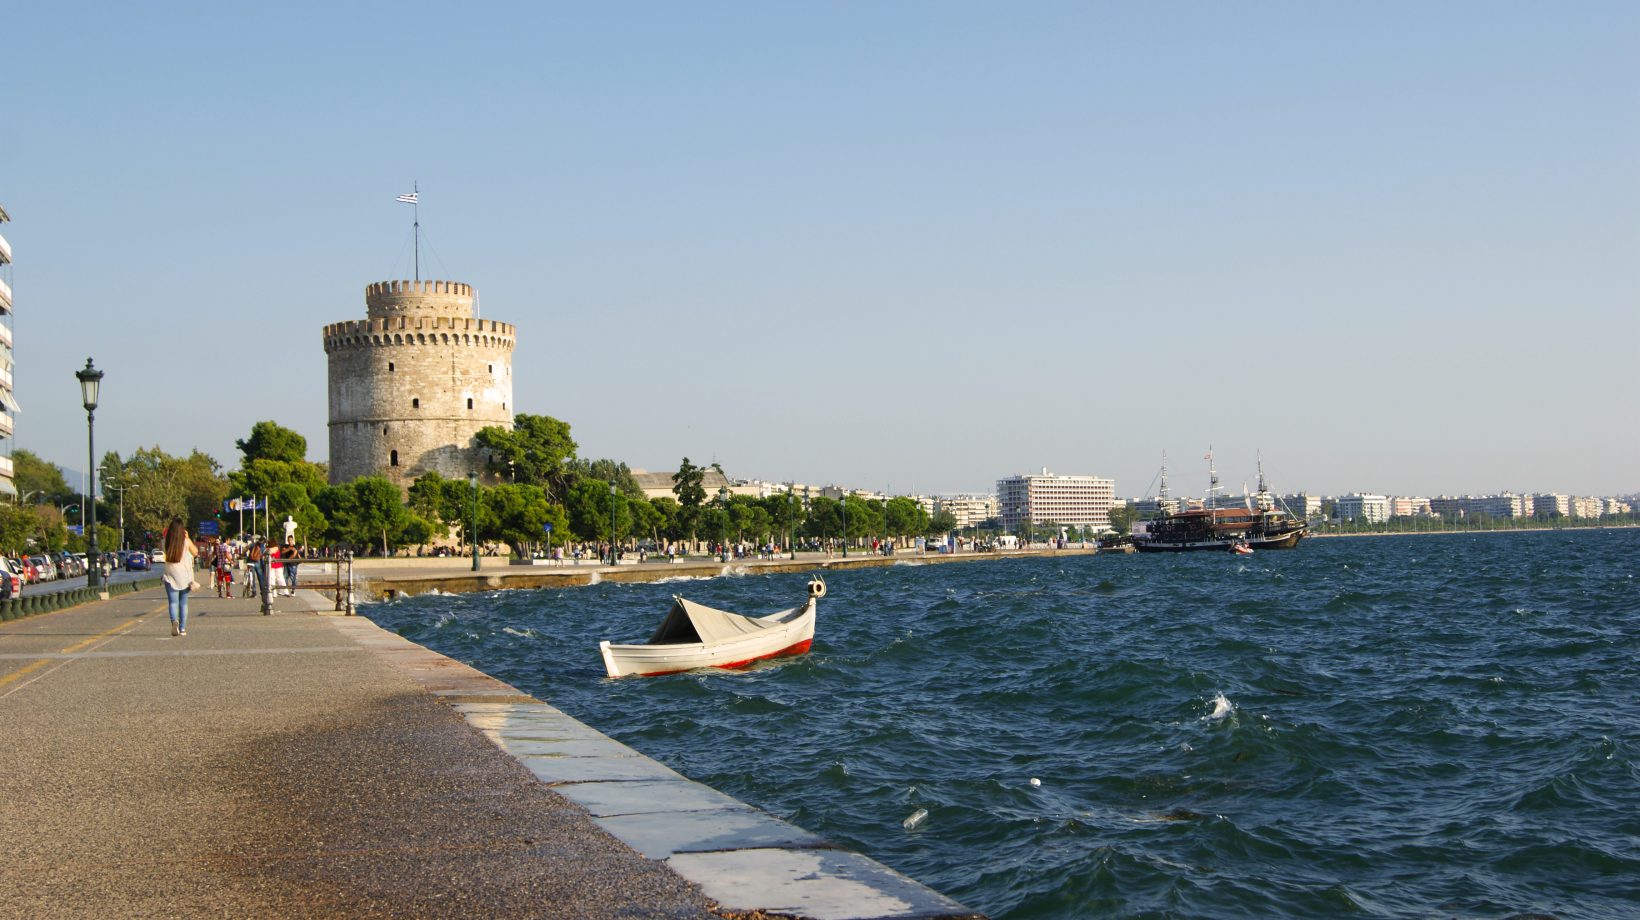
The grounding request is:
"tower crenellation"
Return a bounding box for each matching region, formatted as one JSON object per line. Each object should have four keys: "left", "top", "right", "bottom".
{"left": 324, "top": 279, "right": 515, "bottom": 488}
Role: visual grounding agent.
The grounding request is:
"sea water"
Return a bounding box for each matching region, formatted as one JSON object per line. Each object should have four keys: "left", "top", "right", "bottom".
{"left": 365, "top": 529, "right": 1640, "bottom": 919}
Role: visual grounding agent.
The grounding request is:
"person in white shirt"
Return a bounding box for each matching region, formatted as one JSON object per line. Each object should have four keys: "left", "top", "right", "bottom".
{"left": 161, "top": 520, "right": 199, "bottom": 637}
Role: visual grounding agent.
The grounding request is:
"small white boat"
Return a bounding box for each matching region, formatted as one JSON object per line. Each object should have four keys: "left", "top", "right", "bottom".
{"left": 599, "top": 576, "right": 825, "bottom": 679}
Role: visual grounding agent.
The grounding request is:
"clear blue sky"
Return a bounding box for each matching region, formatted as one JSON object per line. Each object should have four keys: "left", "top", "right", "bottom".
{"left": 6, "top": 1, "right": 1637, "bottom": 498}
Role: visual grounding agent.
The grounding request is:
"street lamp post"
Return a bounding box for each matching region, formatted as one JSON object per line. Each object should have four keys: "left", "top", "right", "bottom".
{"left": 788, "top": 484, "right": 797, "bottom": 560}
{"left": 608, "top": 482, "right": 618, "bottom": 566}
{"left": 75, "top": 359, "right": 104, "bottom": 594}
{"left": 841, "top": 492, "right": 848, "bottom": 558}
{"left": 469, "top": 471, "right": 480, "bottom": 572}
{"left": 107, "top": 484, "right": 133, "bottom": 551}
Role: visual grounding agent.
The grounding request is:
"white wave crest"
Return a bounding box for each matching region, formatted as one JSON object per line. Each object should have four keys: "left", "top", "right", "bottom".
{"left": 652, "top": 575, "right": 711, "bottom": 585}
{"left": 1208, "top": 692, "right": 1234, "bottom": 721}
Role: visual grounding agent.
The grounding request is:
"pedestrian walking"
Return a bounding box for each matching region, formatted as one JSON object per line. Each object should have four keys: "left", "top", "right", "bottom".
{"left": 281, "top": 540, "right": 300, "bottom": 596}
{"left": 244, "top": 538, "right": 264, "bottom": 598}
{"left": 161, "top": 519, "right": 199, "bottom": 637}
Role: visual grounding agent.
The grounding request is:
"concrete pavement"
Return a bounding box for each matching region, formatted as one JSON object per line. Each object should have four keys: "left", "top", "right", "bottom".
{"left": 0, "top": 585, "right": 716, "bottom": 919}
{"left": 0, "top": 580, "right": 983, "bottom": 919}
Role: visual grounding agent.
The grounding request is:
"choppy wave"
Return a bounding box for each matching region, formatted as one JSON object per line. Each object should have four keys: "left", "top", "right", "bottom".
{"left": 365, "top": 529, "right": 1640, "bottom": 920}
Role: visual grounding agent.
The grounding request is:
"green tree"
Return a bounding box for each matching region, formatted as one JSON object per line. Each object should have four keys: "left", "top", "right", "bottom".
{"left": 348, "top": 477, "right": 412, "bottom": 555}
{"left": 927, "top": 509, "right": 957, "bottom": 536}
{"left": 672, "top": 458, "right": 707, "bottom": 546}
{"left": 699, "top": 506, "right": 732, "bottom": 545}
{"left": 884, "top": 497, "right": 928, "bottom": 538}
{"left": 483, "top": 483, "right": 566, "bottom": 558}
{"left": 648, "top": 497, "right": 682, "bottom": 543}
{"left": 565, "top": 458, "right": 643, "bottom": 497}
{"left": 566, "top": 478, "right": 617, "bottom": 543}
{"left": 407, "top": 471, "right": 459, "bottom": 531}
{"left": 236, "top": 421, "right": 309, "bottom": 464}
{"left": 0, "top": 503, "right": 38, "bottom": 554}
{"left": 473, "top": 414, "right": 578, "bottom": 497}
{"left": 1108, "top": 504, "right": 1138, "bottom": 535}
{"left": 12, "top": 449, "right": 72, "bottom": 502}
{"left": 804, "top": 497, "right": 842, "bottom": 543}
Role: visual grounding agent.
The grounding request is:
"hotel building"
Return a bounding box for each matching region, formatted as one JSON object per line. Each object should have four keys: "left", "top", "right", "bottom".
{"left": 0, "top": 201, "right": 15, "bottom": 498}
{"left": 1337, "top": 494, "right": 1391, "bottom": 524}
{"left": 996, "top": 470, "right": 1115, "bottom": 533}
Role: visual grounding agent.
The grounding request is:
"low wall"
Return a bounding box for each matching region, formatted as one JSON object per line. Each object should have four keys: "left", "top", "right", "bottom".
{"left": 356, "top": 548, "right": 1100, "bottom": 601}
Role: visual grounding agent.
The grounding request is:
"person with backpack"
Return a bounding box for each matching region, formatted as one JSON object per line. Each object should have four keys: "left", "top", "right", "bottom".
{"left": 244, "top": 539, "right": 265, "bottom": 598}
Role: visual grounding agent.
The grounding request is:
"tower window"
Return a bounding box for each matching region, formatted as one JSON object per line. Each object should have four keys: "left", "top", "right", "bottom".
{"left": 488, "top": 364, "right": 493, "bottom": 373}
{"left": 467, "top": 397, "right": 474, "bottom": 410}
{"left": 388, "top": 362, "right": 395, "bottom": 372}
{"left": 382, "top": 427, "right": 388, "bottom": 436}
{"left": 390, "top": 450, "right": 399, "bottom": 467}
{"left": 412, "top": 398, "right": 420, "bottom": 408}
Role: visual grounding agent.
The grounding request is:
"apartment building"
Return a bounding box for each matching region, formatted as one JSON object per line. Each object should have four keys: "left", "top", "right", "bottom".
{"left": 1533, "top": 494, "right": 1570, "bottom": 517}
{"left": 1337, "top": 493, "right": 1391, "bottom": 524}
{"left": 996, "top": 469, "right": 1115, "bottom": 533}
{"left": 0, "top": 201, "right": 14, "bottom": 498}
{"left": 1389, "top": 496, "right": 1432, "bottom": 517}
{"left": 933, "top": 494, "right": 999, "bottom": 529}
{"left": 1428, "top": 494, "right": 1529, "bottom": 519}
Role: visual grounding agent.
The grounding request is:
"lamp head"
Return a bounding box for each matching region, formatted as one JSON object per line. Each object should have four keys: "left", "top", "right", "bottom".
{"left": 76, "top": 358, "right": 104, "bottom": 411}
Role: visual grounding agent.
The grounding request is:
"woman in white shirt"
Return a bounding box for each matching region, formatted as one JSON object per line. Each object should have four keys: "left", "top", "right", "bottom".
{"left": 161, "top": 519, "right": 199, "bottom": 637}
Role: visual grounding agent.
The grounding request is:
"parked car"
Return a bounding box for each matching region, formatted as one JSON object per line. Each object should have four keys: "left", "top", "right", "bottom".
{"left": 125, "top": 552, "right": 150, "bottom": 571}
{"left": 17, "top": 556, "right": 38, "bottom": 584}
{"left": 28, "top": 555, "right": 56, "bottom": 581}
{"left": 1, "top": 557, "right": 24, "bottom": 594}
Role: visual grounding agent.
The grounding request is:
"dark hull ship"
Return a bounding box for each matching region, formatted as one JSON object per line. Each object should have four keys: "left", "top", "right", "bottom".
{"left": 1132, "top": 506, "right": 1307, "bottom": 552}
{"left": 1130, "top": 450, "right": 1308, "bottom": 553}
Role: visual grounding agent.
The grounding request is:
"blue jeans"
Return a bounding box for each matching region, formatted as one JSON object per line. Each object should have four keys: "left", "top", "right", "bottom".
{"left": 165, "top": 583, "right": 191, "bottom": 632}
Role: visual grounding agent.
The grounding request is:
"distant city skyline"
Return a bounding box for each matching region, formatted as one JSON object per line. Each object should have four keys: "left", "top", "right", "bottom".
{"left": 6, "top": 3, "right": 1636, "bottom": 498}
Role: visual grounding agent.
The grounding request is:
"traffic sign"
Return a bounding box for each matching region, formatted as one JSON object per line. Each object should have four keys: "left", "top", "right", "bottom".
{"left": 198, "top": 520, "right": 220, "bottom": 535}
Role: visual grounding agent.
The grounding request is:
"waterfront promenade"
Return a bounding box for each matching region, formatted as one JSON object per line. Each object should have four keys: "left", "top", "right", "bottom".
{"left": 355, "top": 545, "right": 1101, "bottom": 600}
{"left": 0, "top": 584, "right": 981, "bottom": 919}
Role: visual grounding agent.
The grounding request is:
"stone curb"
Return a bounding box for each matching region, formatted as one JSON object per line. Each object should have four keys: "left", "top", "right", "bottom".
{"left": 325, "top": 614, "right": 985, "bottom": 920}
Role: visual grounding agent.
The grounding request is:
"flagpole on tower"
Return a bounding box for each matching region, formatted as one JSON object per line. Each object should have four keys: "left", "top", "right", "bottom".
{"left": 397, "top": 184, "right": 422, "bottom": 281}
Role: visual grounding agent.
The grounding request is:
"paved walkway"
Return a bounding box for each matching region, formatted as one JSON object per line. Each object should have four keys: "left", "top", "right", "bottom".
{"left": 0, "top": 586, "right": 717, "bottom": 919}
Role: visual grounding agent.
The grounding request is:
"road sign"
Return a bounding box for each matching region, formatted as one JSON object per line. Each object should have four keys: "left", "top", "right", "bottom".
{"left": 198, "top": 520, "right": 220, "bottom": 535}
{"left": 67, "top": 525, "right": 83, "bottom": 535}
{"left": 542, "top": 523, "right": 554, "bottom": 534}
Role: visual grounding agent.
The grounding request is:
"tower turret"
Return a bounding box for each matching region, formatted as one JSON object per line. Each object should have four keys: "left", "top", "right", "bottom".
{"left": 323, "top": 279, "right": 515, "bottom": 488}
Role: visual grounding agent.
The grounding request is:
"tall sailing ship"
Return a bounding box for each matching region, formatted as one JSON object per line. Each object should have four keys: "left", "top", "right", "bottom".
{"left": 1131, "top": 451, "right": 1307, "bottom": 552}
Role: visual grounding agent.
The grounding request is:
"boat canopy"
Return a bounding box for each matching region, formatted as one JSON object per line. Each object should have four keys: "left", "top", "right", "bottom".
{"left": 648, "top": 597, "right": 784, "bottom": 645}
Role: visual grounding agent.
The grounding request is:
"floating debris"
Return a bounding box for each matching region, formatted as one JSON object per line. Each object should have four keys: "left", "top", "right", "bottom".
{"left": 902, "top": 808, "right": 929, "bottom": 830}
{"left": 1029, "top": 777, "right": 1042, "bottom": 788}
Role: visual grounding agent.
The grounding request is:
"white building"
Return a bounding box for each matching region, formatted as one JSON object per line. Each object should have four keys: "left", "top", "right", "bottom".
{"left": 1278, "top": 493, "right": 1323, "bottom": 519}
{"left": 1533, "top": 494, "right": 1569, "bottom": 517}
{"left": 1389, "top": 496, "right": 1432, "bottom": 517}
{"left": 996, "top": 469, "right": 1115, "bottom": 533}
{"left": 1428, "top": 494, "right": 1529, "bottom": 519}
{"left": 1570, "top": 496, "right": 1603, "bottom": 519}
{"left": 0, "top": 201, "right": 15, "bottom": 498}
{"left": 1337, "top": 493, "right": 1390, "bottom": 524}
{"left": 933, "top": 494, "right": 999, "bottom": 529}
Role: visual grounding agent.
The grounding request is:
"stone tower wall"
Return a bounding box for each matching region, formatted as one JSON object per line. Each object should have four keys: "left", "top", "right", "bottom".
{"left": 324, "top": 280, "right": 515, "bottom": 488}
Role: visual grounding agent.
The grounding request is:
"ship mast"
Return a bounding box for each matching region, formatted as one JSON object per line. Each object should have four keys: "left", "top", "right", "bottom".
{"left": 1205, "top": 447, "right": 1220, "bottom": 509}
{"left": 1159, "top": 450, "right": 1170, "bottom": 500}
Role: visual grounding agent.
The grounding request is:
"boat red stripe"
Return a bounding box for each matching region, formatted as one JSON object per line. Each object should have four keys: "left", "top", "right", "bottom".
{"left": 634, "top": 639, "right": 813, "bottom": 678}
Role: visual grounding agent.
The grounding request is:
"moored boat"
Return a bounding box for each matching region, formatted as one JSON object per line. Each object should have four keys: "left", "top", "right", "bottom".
{"left": 599, "top": 576, "right": 825, "bottom": 678}
{"left": 1131, "top": 450, "right": 1308, "bottom": 553}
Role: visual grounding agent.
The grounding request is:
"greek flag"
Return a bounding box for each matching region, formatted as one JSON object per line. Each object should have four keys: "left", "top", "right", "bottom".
{"left": 396, "top": 192, "right": 418, "bottom": 204}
